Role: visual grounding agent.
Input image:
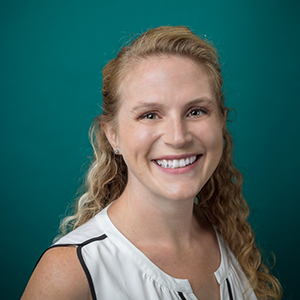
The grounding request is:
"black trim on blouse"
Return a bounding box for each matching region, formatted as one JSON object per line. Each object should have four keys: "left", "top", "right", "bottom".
{"left": 226, "top": 278, "right": 234, "bottom": 300}
{"left": 76, "top": 234, "right": 108, "bottom": 300}
{"left": 178, "top": 278, "right": 234, "bottom": 300}
{"left": 178, "top": 291, "right": 187, "bottom": 299}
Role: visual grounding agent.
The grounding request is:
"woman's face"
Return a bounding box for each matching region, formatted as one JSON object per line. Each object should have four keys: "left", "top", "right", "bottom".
{"left": 105, "top": 55, "right": 224, "bottom": 202}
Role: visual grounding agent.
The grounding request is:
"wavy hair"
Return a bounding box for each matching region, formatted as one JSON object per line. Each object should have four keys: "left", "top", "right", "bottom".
{"left": 57, "top": 26, "right": 282, "bottom": 299}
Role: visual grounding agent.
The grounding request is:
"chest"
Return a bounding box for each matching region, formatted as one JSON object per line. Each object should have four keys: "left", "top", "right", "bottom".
{"left": 159, "top": 255, "right": 220, "bottom": 300}
{"left": 141, "top": 241, "right": 221, "bottom": 300}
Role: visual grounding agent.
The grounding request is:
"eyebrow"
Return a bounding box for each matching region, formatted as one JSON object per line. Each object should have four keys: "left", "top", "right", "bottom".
{"left": 131, "top": 98, "right": 214, "bottom": 112}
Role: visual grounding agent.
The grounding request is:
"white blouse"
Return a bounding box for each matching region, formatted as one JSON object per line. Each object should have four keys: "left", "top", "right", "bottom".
{"left": 53, "top": 205, "right": 258, "bottom": 300}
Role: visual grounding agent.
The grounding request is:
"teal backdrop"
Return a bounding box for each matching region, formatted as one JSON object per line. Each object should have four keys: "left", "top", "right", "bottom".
{"left": 1, "top": 0, "right": 299, "bottom": 299}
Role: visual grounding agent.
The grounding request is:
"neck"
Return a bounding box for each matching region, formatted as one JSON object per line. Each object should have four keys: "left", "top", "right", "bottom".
{"left": 108, "top": 184, "right": 204, "bottom": 249}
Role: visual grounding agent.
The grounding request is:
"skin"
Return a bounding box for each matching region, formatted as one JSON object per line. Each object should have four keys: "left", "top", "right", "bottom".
{"left": 22, "top": 55, "right": 225, "bottom": 300}
{"left": 21, "top": 247, "right": 91, "bottom": 300}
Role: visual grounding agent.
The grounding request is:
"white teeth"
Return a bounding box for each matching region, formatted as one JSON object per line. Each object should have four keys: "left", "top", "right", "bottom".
{"left": 173, "top": 160, "right": 179, "bottom": 168}
{"left": 179, "top": 159, "right": 185, "bottom": 167}
{"left": 155, "top": 156, "right": 197, "bottom": 169}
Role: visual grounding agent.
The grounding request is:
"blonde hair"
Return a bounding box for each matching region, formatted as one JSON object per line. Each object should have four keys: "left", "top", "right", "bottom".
{"left": 58, "top": 26, "right": 282, "bottom": 299}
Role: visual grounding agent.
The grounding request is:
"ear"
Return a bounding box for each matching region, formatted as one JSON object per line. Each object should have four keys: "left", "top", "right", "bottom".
{"left": 101, "top": 122, "right": 119, "bottom": 151}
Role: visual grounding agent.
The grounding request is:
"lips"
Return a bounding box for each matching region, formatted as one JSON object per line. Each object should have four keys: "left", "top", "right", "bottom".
{"left": 154, "top": 155, "right": 198, "bottom": 169}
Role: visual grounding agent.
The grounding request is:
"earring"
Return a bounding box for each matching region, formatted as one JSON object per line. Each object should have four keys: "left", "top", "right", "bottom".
{"left": 114, "top": 149, "right": 119, "bottom": 155}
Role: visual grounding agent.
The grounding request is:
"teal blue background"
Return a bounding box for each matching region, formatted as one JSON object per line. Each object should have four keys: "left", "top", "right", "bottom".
{"left": 1, "top": 0, "right": 299, "bottom": 299}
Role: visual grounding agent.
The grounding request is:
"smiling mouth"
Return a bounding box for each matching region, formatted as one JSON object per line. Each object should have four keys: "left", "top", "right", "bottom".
{"left": 154, "top": 155, "right": 199, "bottom": 169}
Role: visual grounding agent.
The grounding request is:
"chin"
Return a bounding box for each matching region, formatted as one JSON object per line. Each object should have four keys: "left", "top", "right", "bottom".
{"left": 159, "top": 187, "right": 200, "bottom": 202}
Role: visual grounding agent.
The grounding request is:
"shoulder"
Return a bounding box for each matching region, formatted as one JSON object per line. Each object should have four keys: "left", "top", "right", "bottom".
{"left": 21, "top": 246, "right": 91, "bottom": 300}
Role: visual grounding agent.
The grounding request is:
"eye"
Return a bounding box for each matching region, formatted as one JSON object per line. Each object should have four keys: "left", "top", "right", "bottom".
{"left": 140, "top": 112, "right": 159, "bottom": 120}
{"left": 188, "top": 108, "right": 207, "bottom": 117}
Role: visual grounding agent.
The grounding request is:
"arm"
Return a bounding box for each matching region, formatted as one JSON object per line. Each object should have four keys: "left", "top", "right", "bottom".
{"left": 21, "top": 246, "right": 91, "bottom": 300}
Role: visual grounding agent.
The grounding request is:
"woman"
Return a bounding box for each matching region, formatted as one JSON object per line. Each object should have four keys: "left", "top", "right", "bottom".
{"left": 22, "top": 26, "right": 282, "bottom": 300}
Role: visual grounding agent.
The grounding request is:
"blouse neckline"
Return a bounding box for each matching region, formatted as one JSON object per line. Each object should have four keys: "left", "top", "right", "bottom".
{"left": 95, "top": 204, "right": 230, "bottom": 292}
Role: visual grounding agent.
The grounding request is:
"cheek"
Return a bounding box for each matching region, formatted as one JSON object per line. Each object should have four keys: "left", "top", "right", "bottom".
{"left": 202, "top": 123, "right": 223, "bottom": 154}
{"left": 118, "top": 124, "right": 157, "bottom": 159}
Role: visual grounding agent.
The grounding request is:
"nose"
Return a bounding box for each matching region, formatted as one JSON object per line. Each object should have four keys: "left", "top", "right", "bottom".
{"left": 163, "top": 116, "right": 192, "bottom": 148}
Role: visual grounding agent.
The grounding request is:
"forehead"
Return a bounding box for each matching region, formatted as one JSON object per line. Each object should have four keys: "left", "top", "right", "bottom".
{"left": 118, "top": 55, "right": 214, "bottom": 104}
